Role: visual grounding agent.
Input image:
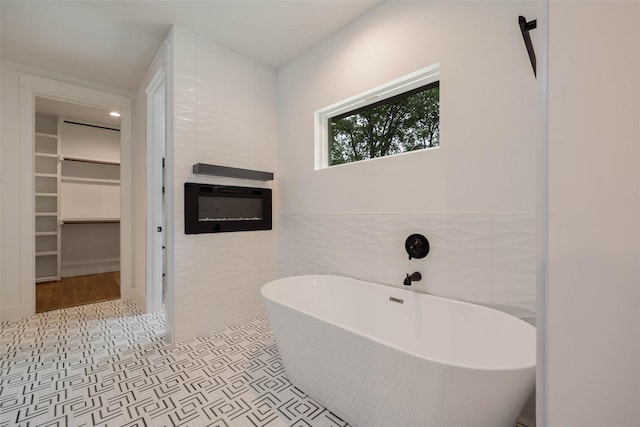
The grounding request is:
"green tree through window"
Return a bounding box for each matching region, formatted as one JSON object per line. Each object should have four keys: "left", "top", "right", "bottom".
{"left": 329, "top": 82, "right": 439, "bottom": 166}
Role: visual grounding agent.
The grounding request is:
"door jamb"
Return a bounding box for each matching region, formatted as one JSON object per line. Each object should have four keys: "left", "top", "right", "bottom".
{"left": 145, "top": 66, "right": 167, "bottom": 314}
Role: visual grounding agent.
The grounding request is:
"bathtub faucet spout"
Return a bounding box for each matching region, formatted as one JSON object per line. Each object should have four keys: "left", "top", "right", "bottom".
{"left": 403, "top": 272, "right": 422, "bottom": 286}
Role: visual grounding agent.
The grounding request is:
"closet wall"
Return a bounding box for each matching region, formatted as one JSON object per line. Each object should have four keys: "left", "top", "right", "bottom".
{"left": 60, "top": 121, "right": 120, "bottom": 277}
{"left": 34, "top": 114, "right": 121, "bottom": 280}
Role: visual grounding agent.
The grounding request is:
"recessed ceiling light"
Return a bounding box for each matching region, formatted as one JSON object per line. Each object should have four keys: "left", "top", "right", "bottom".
{"left": 109, "top": 111, "right": 121, "bottom": 117}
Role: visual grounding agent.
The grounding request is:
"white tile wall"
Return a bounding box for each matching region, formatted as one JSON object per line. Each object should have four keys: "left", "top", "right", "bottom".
{"left": 493, "top": 213, "right": 536, "bottom": 274}
{"left": 278, "top": 212, "right": 536, "bottom": 323}
{"left": 172, "top": 28, "right": 279, "bottom": 342}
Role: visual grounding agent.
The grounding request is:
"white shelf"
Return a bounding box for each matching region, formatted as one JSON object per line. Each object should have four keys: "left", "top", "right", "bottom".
{"left": 61, "top": 218, "right": 120, "bottom": 224}
{"left": 61, "top": 156, "right": 120, "bottom": 166}
{"left": 35, "top": 251, "right": 57, "bottom": 257}
{"left": 34, "top": 117, "right": 62, "bottom": 284}
{"left": 61, "top": 176, "right": 120, "bottom": 185}
{"left": 35, "top": 132, "right": 58, "bottom": 139}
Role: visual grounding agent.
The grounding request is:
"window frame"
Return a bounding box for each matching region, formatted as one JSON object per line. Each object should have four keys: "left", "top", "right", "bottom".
{"left": 314, "top": 63, "right": 441, "bottom": 170}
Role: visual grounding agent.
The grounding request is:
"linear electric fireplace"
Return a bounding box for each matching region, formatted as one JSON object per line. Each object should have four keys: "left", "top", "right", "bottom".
{"left": 184, "top": 183, "right": 272, "bottom": 234}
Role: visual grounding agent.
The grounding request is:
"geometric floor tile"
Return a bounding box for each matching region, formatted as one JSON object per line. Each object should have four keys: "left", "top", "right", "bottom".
{"left": 0, "top": 299, "right": 534, "bottom": 427}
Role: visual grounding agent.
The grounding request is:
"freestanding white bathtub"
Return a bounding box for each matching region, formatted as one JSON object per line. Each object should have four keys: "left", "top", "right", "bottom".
{"left": 261, "top": 275, "right": 535, "bottom": 427}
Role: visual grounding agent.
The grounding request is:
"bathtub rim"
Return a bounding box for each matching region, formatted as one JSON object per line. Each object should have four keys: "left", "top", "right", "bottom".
{"left": 262, "top": 274, "right": 536, "bottom": 373}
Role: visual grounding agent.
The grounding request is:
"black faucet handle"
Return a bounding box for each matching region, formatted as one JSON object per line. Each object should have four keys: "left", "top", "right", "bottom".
{"left": 405, "top": 234, "right": 430, "bottom": 260}
{"left": 403, "top": 274, "right": 412, "bottom": 286}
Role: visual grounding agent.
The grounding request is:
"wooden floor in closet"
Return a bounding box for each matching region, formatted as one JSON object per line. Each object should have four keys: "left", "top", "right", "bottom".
{"left": 36, "top": 272, "right": 120, "bottom": 313}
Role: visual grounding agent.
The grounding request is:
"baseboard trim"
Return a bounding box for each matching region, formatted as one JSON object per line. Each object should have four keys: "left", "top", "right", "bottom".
{"left": 61, "top": 258, "right": 120, "bottom": 278}
{"left": 124, "top": 288, "right": 146, "bottom": 311}
{"left": 0, "top": 305, "right": 26, "bottom": 323}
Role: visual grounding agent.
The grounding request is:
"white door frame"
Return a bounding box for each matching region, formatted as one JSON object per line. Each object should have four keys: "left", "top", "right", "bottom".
{"left": 19, "top": 73, "right": 134, "bottom": 318}
{"left": 145, "top": 66, "right": 166, "bottom": 314}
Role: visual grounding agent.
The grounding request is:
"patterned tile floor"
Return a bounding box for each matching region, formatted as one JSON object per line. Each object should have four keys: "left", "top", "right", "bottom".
{"left": 0, "top": 299, "right": 534, "bottom": 427}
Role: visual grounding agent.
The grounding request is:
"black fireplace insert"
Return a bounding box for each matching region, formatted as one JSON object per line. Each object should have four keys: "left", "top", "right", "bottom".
{"left": 184, "top": 182, "right": 272, "bottom": 234}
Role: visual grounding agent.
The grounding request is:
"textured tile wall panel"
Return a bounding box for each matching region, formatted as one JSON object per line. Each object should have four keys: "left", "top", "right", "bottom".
{"left": 254, "top": 65, "right": 278, "bottom": 130}
{"left": 277, "top": 215, "right": 299, "bottom": 278}
{"left": 174, "top": 234, "right": 198, "bottom": 287}
{"left": 173, "top": 71, "right": 197, "bottom": 111}
{"left": 341, "top": 215, "right": 397, "bottom": 257}
{"left": 174, "top": 139, "right": 198, "bottom": 180}
{"left": 174, "top": 280, "right": 203, "bottom": 338}
{"left": 335, "top": 215, "right": 397, "bottom": 284}
{"left": 197, "top": 38, "right": 254, "bottom": 88}
{"left": 493, "top": 270, "right": 536, "bottom": 323}
{"left": 173, "top": 31, "right": 198, "bottom": 146}
{"left": 196, "top": 114, "right": 254, "bottom": 171}
{"left": 279, "top": 213, "right": 536, "bottom": 321}
{"left": 173, "top": 29, "right": 197, "bottom": 72}
{"left": 253, "top": 124, "right": 278, "bottom": 173}
{"left": 209, "top": 79, "right": 255, "bottom": 123}
{"left": 197, "top": 233, "right": 259, "bottom": 332}
{"left": 404, "top": 260, "right": 493, "bottom": 305}
{"left": 254, "top": 230, "right": 279, "bottom": 313}
{"left": 493, "top": 213, "right": 536, "bottom": 274}
{"left": 172, "top": 31, "right": 279, "bottom": 342}
{"left": 172, "top": 30, "right": 200, "bottom": 342}
{"left": 294, "top": 215, "right": 347, "bottom": 275}
{"left": 254, "top": 231, "right": 278, "bottom": 285}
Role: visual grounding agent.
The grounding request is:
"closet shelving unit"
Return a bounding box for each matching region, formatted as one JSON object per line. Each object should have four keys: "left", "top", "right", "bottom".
{"left": 58, "top": 119, "right": 121, "bottom": 229}
{"left": 59, "top": 155, "right": 121, "bottom": 225}
{"left": 34, "top": 117, "right": 121, "bottom": 284}
{"left": 58, "top": 119, "right": 121, "bottom": 279}
{"left": 34, "top": 130, "right": 62, "bottom": 283}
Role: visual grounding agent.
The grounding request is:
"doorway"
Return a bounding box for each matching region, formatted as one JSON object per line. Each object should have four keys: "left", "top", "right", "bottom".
{"left": 18, "top": 73, "right": 134, "bottom": 319}
{"left": 33, "top": 98, "right": 122, "bottom": 312}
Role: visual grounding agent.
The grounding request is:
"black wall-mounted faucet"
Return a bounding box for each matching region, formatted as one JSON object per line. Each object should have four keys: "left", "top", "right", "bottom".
{"left": 403, "top": 271, "right": 422, "bottom": 286}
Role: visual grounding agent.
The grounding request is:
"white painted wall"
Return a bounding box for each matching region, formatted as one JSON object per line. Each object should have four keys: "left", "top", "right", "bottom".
{"left": 1, "top": 61, "right": 28, "bottom": 318}
{"left": 170, "top": 27, "right": 279, "bottom": 342}
{"left": 278, "top": 1, "right": 541, "bottom": 323}
{"left": 545, "top": 2, "right": 640, "bottom": 425}
{"left": 61, "top": 223, "right": 120, "bottom": 277}
{"left": 280, "top": 1, "right": 539, "bottom": 215}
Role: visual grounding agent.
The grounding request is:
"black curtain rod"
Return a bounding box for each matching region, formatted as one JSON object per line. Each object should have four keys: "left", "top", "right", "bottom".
{"left": 519, "top": 15, "right": 537, "bottom": 77}
{"left": 64, "top": 120, "right": 120, "bottom": 132}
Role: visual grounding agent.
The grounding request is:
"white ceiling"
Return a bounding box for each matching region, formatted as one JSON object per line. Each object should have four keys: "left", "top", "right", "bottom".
{"left": 35, "top": 97, "right": 121, "bottom": 129}
{"left": 1, "top": 0, "right": 383, "bottom": 91}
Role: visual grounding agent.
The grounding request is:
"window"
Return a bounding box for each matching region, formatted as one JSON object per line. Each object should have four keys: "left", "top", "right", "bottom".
{"left": 315, "top": 63, "right": 440, "bottom": 169}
